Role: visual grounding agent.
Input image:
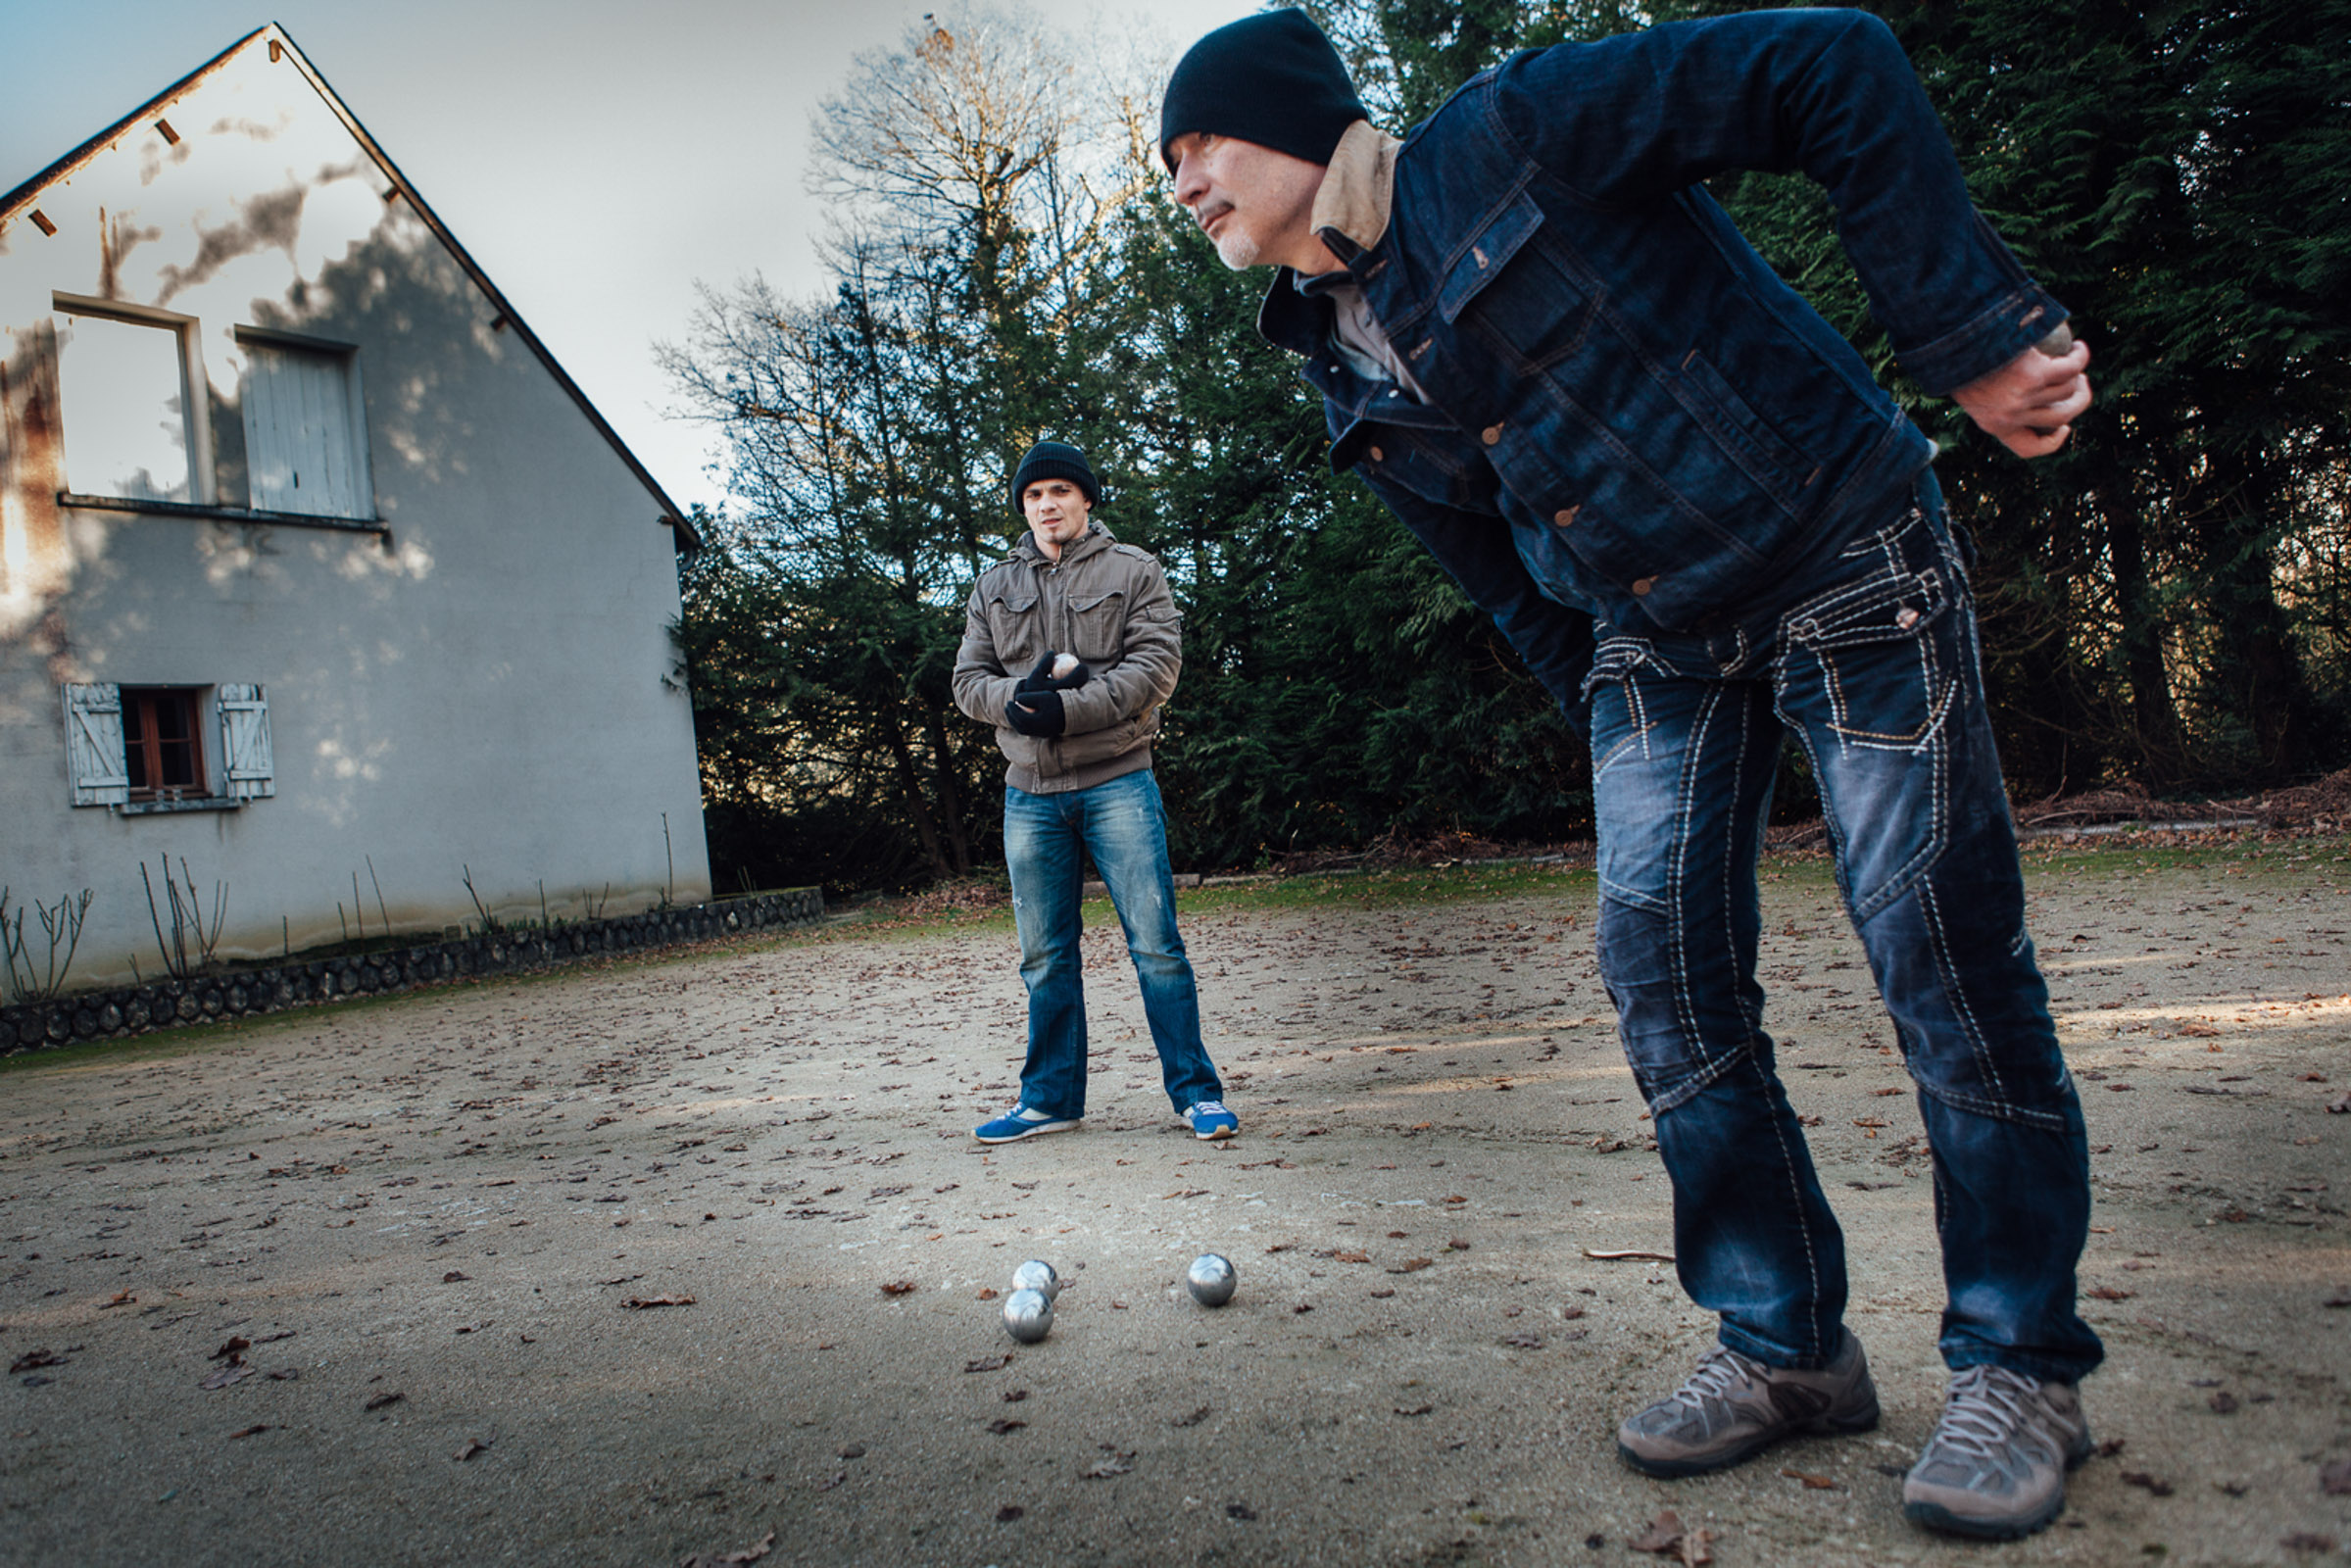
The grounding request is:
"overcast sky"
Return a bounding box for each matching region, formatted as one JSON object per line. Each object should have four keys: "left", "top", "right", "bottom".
{"left": 1, "top": 0, "right": 1258, "bottom": 516}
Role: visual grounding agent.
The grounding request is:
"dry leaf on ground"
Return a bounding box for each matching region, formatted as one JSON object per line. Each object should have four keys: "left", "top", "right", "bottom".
{"left": 1082, "top": 1449, "right": 1135, "bottom": 1479}
{"left": 1628, "top": 1507, "right": 1714, "bottom": 1564}
{"left": 1585, "top": 1249, "right": 1676, "bottom": 1263}
{"left": 2320, "top": 1459, "right": 2351, "bottom": 1495}
{"left": 1781, "top": 1466, "right": 1840, "bottom": 1490}
{"left": 621, "top": 1295, "right": 696, "bottom": 1309}
{"left": 879, "top": 1280, "right": 915, "bottom": 1297}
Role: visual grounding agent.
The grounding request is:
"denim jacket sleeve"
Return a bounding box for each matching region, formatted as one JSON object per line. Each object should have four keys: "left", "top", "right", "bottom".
{"left": 1485, "top": 9, "right": 2063, "bottom": 394}
{"left": 1364, "top": 472, "right": 1597, "bottom": 732}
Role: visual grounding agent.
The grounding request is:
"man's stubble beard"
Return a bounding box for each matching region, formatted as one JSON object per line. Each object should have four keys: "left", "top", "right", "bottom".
{"left": 1213, "top": 225, "right": 1261, "bottom": 271}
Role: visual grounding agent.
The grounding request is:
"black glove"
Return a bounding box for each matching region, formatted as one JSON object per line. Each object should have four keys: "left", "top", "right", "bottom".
{"left": 1004, "top": 689, "right": 1066, "bottom": 737}
{"left": 1016, "top": 652, "right": 1092, "bottom": 694}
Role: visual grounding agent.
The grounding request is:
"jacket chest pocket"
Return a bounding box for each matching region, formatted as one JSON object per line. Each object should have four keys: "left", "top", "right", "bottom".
{"left": 1066, "top": 589, "right": 1128, "bottom": 662}
{"left": 986, "top": 586, "right": 1044, "bottom": 666}
{"left": 1442, "top": 192, "right": 1602, "bottom": 377}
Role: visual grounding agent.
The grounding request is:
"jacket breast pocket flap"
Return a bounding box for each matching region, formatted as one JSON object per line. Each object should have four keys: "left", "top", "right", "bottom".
{"left": 1067, "top": 588, "right": 1128, "bottom": 662}
{"left": 1437, "top": 193, "right": 1545, "bottom": 325}
{"left": 987, "top": 585, "right": 1042, "bottom": 661}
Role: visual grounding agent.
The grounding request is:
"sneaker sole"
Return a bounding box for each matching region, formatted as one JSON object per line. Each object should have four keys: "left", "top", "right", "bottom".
{"left": 973, "top": 1119, "right": 1081, "bottom": 1145}
{"left": 1193, "top": 1124, "right": 1237, "bottom": 1141}
{"left": 1901, "top": 1494, "right": 2063, "bottom": 1542}
{"left": 1617, "top": 1403, "right": 1881, "bottom": 1480}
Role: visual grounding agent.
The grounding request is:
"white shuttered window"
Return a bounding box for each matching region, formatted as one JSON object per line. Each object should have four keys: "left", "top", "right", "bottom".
{"left": 239, "top": 333, "right": 370, "bottom": 519}
{"left": 60, "top": 683, "right": 274, "bottom": 807}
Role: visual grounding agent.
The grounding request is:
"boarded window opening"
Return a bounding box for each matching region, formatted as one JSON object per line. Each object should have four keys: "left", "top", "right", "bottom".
{"left": 238, "top": 332, "right": 370, "bottom": 519}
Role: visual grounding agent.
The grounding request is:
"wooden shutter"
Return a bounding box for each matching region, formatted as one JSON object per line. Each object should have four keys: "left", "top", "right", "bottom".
{"left": 217, "top": 683, "right": 275, "bottom": 801}
{"left": 63, "top": 683, "right": 128, "bottom": 807}
{"left": 243, "top": 342, "right": 365, "bottom": 517}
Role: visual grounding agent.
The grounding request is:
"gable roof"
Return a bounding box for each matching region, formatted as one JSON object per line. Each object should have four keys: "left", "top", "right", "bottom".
{"left": 0, "top": 22, "right": 701, "bottom": 552}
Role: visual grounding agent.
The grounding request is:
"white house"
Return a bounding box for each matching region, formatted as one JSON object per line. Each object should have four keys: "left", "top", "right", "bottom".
{"left": 0, "top": 24, "right": 712, "bottom": 993}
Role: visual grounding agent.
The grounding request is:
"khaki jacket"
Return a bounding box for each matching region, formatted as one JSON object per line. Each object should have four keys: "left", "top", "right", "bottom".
{"left": 952, "top": 521, "right": 1181, "bottom": 795}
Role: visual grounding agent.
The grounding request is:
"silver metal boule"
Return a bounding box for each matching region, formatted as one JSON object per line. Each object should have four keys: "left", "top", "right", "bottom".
{"left": 1003, "top": 1287, "right": 1053, "bottom": 1343}
{"left": 1186, "top": 1252, "right": 1237, "bottom": 1306}
{"left": 1051, "top": 653, "right": 1080, "bottom": 681}
{"left": 1010, "top": 1259, "right": 1059, "bottom": 1300}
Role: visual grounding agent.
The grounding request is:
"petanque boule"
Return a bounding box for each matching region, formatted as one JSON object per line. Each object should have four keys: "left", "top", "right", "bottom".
{"left": 1050, "top": 652, "right": 1080, "bottom": 682}
{"left": 1002, "top": 1287, "right": 1054, "bottom": 1343}
{"left": 1186, "top": 1252, "right": 1237, "bottom": 1306}
{"left": 1010, "top": 1258, "right": 1060, "bottom": 1300}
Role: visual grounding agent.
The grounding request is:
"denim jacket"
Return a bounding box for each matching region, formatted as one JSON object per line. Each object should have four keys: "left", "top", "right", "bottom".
{"left": 1257, "top": 9, "right": 2067, "bottom": 714}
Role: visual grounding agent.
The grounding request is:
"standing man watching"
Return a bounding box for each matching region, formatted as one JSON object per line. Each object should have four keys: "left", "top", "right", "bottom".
{"left": 1159, "top": 8, "right": 2097, "bottom": 1542}
{"left": 953, "top": 441, "right": 1239, "bottom": 1146}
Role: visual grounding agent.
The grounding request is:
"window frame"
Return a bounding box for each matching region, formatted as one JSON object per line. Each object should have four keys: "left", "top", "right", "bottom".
{"left": 119, "top": 685, "right": 211, "bottom": 803}
{"left": 50, "top": 291, "right": 217, "bottom": 508}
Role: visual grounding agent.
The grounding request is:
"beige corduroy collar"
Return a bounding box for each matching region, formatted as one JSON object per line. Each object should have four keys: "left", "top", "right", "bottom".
{"left": 1309, "top": 120, "right": 1404, "bottom": 258}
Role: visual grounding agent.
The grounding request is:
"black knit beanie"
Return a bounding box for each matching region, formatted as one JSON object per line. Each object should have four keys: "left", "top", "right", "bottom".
{"left": 1009, "top": 440, "right": 1101, "bottom": 514}
{"left": 1158, "top": 8, "right": 1366, "bottom": 173}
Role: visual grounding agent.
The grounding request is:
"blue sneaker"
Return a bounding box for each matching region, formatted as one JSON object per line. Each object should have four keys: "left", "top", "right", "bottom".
{"left": 974, "top": 1103, "right": 1080, "bottom": 1144}
{"left": 1185, "top": 1100, "right": 1239, "bottom": 1140}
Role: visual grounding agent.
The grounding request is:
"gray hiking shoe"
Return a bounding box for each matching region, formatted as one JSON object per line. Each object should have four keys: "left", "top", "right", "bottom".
{"left": 1903, "top": 1364, "right": 2092, "bottom": 1540}
{"left": 1617, "top": 1332, "right": 1880, "bottom": 1478}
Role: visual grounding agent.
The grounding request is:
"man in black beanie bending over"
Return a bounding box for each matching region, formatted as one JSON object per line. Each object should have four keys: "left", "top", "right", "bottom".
{"left": 1159, "top": 6, "right": 2099, "bottom": 1544}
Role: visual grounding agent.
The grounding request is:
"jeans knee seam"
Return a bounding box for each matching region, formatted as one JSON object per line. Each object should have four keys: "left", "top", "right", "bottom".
{"left": 1916, "top": 879, "right": 2013, "bottom": 1106}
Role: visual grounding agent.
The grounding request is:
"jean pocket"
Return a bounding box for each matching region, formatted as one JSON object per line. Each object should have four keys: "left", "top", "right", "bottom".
{"left": 1780, "top": 564, "right": 1957, "bottom": 751}
{"left": 1583, "top": 636, "right": 1661, "bottom": 780}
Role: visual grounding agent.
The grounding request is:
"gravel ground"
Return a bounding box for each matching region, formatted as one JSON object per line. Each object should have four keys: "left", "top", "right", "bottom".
{"left": 2, "top": 840, "right": 2347, "bottom": 1567}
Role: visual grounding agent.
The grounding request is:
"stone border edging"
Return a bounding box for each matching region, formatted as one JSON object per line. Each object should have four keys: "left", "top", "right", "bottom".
{"left": 1, "top": 888, "right": 823, "bottom": 1056}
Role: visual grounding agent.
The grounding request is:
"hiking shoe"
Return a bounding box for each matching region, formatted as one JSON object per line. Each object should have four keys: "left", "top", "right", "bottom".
{"left": 1617, "top": 1332, "right": 1880, "bottom": 1478}
{"left": 1903, "top": 1364, "right": 2092, "bottom": 1540}
{"left": 973, "top": 1104, "right": 1080, "bottom": 1144}
{"left": 1185, "top": 1100, "right": 1239, "bottom": 1140}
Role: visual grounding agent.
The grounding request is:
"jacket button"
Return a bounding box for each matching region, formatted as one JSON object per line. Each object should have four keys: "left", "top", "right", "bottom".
{"left": 1481, "top": 423, "right": 1503, "bottom": 445}
{"left": 1368, "top": 445, "right": 1385, "bottom": 463}
{"left": 1552, "top": 506, "right": 1579, "bottom": 527}
{"left": 1631, "top": 575, "right": 1656, "bottom": 597}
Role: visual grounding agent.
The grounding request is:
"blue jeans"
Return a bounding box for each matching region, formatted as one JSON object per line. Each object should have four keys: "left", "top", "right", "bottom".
{"left": 1004, "top": 770, "right": 1222, "bottom": 1119}
{"left": 1585, "top": 473, "right": 2102, "bottom": 1386}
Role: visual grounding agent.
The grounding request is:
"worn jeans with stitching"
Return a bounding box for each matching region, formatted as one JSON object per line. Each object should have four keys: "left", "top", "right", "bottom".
{"left": 1004, "top": 770, "right": 1223, "bottom": 1120}
{"left": 1585, "top": 472, "right": 2102, "bottom": 1386}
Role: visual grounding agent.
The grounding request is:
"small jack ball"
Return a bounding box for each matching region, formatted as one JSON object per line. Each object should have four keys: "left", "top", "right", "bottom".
{"left": 1003, "top": 1287, "right": 1054, "bottom": 1343}
{"left": 1011, "top": 1259, "right": 1059, "bottom": 1300}
{"left": 1187, "top": 1253, "right": 1237, "bottom": 1306}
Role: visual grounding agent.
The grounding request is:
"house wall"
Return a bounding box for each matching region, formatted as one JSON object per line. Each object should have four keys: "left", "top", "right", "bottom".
{"left": 0, "top": 31, "right": 712, "bottom": 990}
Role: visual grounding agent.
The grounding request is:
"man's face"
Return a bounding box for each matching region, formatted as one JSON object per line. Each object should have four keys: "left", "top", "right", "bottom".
{"left": 1022, "top": 478, "right": 1091, "bottom": 559}
{"left": 1167, "top": 132, "right": 1324, "bottom": 271}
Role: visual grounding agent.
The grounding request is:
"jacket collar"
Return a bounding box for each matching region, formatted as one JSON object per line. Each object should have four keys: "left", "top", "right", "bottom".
{"left": 1309, "top": 120, "right": 1401, "bottom": 259}
{"left": 1013, "top": 517, "right": 1115, "bottom": 567}
{"left": 1256, "top": 119, "right": 1402, "bottom": 357}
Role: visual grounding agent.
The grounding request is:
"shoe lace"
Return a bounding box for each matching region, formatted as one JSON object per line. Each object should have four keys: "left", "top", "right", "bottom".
{"left": 1191, "top": 1100, "right": 1229, "bottom": 1117}
{"left": 1666, "top": 1347, "right": 1751, "bottom": 1411}
{"left": 1930, "top": 1365, "right": 2035, "bottom": 1459}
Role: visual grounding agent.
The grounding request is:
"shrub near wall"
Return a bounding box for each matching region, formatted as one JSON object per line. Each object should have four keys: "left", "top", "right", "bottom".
{"left": 0, "top": 889, "right": 823, "bottom": 1055}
